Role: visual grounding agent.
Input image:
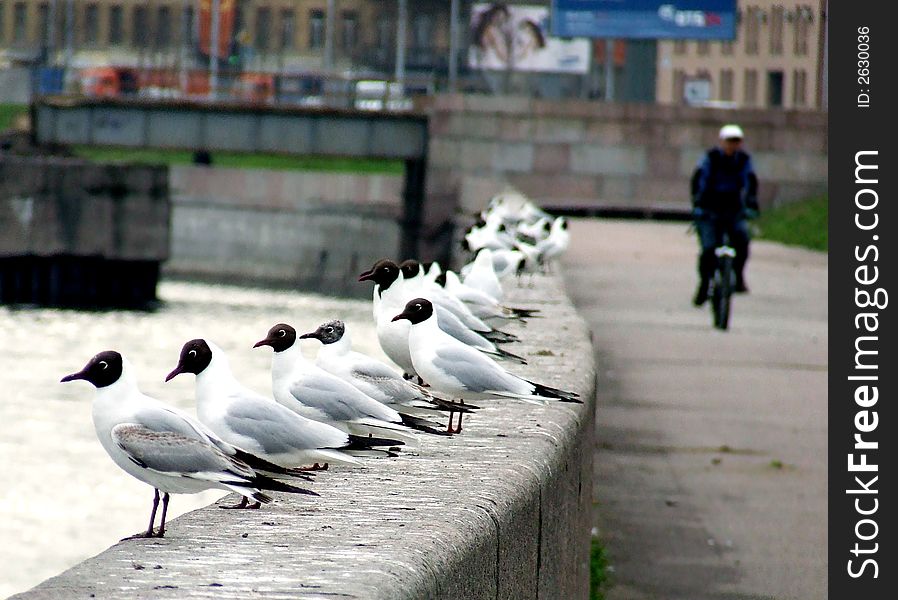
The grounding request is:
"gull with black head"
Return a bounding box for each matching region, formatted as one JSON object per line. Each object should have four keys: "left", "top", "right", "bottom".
{"left": 300, "top": 319, "right": 480, "bottom": 434}
{"left": 254, "top": 324, "right": 421, "bottom": 442}
{"left": 166, "top": 338, "right": 400, "bottom": 475}
{"left": 392, "top": 298, "right": 581, "bottom": 410}
{"left": 61, "top": 351, "right": 317, "bottom": 536}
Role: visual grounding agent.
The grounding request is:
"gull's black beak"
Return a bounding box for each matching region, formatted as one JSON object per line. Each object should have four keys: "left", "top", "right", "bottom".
{"left": 392, "top": 312, "right": 410, "bottom": 323}
{"left": 253, "top": 338, "right": 273, "bottom": 349}
{"left": 60, "top": 370, "right": 87, "bottom": 383}
{"left": 358, "top": 268, "right": 375, "bottom": 282}
{"left": 298, "top": 331, "right": 318, "bottom": 340}
{"left": 164, "top": 364, "right": 184, "bottom": 382}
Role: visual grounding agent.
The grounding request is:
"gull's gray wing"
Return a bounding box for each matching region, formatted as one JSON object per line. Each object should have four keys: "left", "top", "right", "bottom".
{"left": 431, "top": 344, "right": 520, "bottom": 393}
{"left": 111, "top": 423, "right": 252, "bottom": 479}
{"left": 289, "top": 370, "right": 398, "bottom": 423}
{"left": 434, "top": 306, "right": 493, "bottom": 351}
{"left": 223, "top": 397, "right": 348, "bottom": 454}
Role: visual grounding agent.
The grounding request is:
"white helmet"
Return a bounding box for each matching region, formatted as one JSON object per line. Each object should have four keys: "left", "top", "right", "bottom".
{"left": 719, "top": 124, "right": 744, "bottom": 140}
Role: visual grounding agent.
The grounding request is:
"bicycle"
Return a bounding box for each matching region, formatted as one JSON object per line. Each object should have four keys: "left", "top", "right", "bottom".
{"left": 709, "top": 232, "right": 736, "bottom": 330}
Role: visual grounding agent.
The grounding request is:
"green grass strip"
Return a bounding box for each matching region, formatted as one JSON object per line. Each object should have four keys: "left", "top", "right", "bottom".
{"left": 754, "top": 195, "right": 828, "bottom": 252}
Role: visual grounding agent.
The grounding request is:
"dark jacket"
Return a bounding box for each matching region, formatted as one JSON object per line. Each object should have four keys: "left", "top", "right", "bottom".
{"left": 692, "top": 148, "right": 759, "bottom": 217}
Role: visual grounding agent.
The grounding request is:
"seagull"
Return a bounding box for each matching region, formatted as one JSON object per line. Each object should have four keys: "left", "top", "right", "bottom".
{"left": 460, "top": 248, "right": 504, "bottom": 301}
{"left": 360, "top": 260, "right": 524, "bottom": 373}
{"left": 300, "top": 319, "right": 479, "bottom": 434}
{"left": 440, "top": 270, "right": 539, "bottom": 324}
{"left": 254, "top": 323, "right": 422, "bottom": 441}
{"left": 359, "top": 260, "right": 419, "bottom": 377}
{"left": 61, "top": 351, "right": 317, "bottom": 537}
{"left": 535, "top": 217, "right": 571, "bottom": 272}
{"left": 165, "top": 339, "right": 401, "bottom": 475}
{"left": 392, "top": 298, "right": 581, "bottom": 409}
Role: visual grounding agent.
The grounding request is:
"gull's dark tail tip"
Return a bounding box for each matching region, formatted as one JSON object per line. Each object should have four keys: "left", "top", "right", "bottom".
{"left": 482, "top": 329, "right": 519, "bottom": 344}
{"left": 497, "top": 347, "right": 527, "bottom": 365}
{"left": 346, "top": 434, "right": 405, "bottom": 450}
{"left": 530, "top": 381, "right": 582, "bottom": 403}
{"left": 400, "top": 413, "right": 453, "bottom": 436}
{"left": 253, "top": 474, "right": 319, "bottom": 496}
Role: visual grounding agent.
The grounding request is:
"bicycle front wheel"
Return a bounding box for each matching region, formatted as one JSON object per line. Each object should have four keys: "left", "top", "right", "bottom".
{"left": 712, "top": 257, "right": 733, "bottom": 330}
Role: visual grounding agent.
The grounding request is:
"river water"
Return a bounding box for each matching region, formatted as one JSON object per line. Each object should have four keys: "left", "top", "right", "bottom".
{"left": 0, "top": 280, "right": 382, "bottom": 598}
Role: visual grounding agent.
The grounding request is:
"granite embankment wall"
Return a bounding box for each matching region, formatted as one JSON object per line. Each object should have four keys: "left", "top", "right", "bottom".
{"left": 12, "top": 272, "right": 596, "bottom": 600}
{"left": 164, "top": 165, "right": 403, "bottom": 298}
{"left": 0, "top": 155, "right": 168, "bottom": 306}
{"left": 424, "top": 94, "right": 827, "bottom": 222}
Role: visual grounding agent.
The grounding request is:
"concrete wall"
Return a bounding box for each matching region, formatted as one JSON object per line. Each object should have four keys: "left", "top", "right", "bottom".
{"left": 165, "top": 166, "right": 403, "bottom": 298}
{"left": 425, "top": 94, "right": 827, "bottom": 218}
{"left": 0, "top": 155, "right": 169, "bottom": 260}
{"left": 11, "top": 272, "right": 596, "bottom": 600}
{"left": 0, "top": 155, "right": 169, "bottom": 306}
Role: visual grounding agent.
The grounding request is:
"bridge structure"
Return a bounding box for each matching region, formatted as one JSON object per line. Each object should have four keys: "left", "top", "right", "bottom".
{"left": 30, "top": 97, "right": 430, "bottom": 260}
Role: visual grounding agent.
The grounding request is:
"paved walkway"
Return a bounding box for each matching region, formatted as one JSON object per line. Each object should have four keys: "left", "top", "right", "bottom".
{"left": 562, "top": 219, "right": 827, "bottom": 600}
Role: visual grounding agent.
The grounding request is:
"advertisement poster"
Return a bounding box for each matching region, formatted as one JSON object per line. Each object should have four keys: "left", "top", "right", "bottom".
{"left": 469, "top": 3, "right": 591, "bottom": 73}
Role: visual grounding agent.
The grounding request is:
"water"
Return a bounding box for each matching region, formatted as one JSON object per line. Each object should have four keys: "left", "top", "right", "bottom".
{"left": 0, "top": 280, "right": 383, "bottom": 598}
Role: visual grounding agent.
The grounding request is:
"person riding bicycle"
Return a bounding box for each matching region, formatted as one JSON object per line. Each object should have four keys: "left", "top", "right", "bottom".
{"left": 691, "top": 124, "right": 759, "bottom": 306}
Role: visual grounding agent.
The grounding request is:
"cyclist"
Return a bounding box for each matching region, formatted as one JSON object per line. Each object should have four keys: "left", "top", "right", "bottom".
{"left": 691, "top": 124, "right": 759, "bottom": 306}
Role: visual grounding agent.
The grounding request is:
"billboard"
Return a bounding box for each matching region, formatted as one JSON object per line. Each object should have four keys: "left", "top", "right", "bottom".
{"left": 551, "top": 0, "right": 737, "bottom": 40}
{"left": 469, "top": 4, "right": 591, "bottom": 73}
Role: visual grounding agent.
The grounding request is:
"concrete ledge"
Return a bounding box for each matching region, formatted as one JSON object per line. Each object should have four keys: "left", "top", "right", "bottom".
{"left": 13, "top": 273, "right": 596, "bottom": 600}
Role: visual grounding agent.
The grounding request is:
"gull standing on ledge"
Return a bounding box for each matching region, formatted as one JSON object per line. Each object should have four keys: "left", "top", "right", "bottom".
{"left": 392, "top": 298, "right": 581, "bottom": 408}
{"left": 62, "top": 351, "right": 317, "bottom": 536}
{"left": 166, "top": 339, "right": 401, "bottom": 476}
{"left": 254, "top": 323, "right": 422, "bottom": 442}
{"left": 300, "top": 319, "right": 479, "bottom": 433}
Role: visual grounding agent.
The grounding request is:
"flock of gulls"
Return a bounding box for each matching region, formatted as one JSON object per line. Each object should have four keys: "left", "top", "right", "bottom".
{"left": 61, "top": 191, "right": 575, "bottom": 539}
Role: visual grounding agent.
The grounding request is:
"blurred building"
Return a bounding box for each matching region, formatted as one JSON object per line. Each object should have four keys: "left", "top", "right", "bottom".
{"left": 0, "top": 0, "right": 827, "bottom": 110}
{"left": 656, "top": 0, "right": 826, "bottom": 109}
{"left": 0, "top": 0, "right": 449, "bottom": 74}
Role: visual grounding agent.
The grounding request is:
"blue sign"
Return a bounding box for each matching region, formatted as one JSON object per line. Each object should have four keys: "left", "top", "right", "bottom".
{"left": 551, "top": 0, "right": 737, "bottom": 39}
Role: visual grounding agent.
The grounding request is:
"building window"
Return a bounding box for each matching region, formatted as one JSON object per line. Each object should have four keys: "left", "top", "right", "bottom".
{"left": 720, "top": 69, "right": 733, "bottom": 101}
{"left": 673, "top": 69, "right": 686, "bottom": 105}
{"left": 413, "top": 13, "right": 432, "bottom": 51}
{"left": 721, "top": 40, "right": 733, "bottom": 55}
{"left": 341, "top": 11, "right": 358, "bottom": 51}
{"left": 109, "top": 5, "right": 123, "bottom": 44}
{"left": 769, "top": 5, "right": 783, "bottom": 55}
{"left": 185, "top": 5, "right": 194, "bottom": 45}
{"left": 673, "top": 40, "right": 687, "bottom": 54}
{"left": 793, "top": 5, "right": 811, "bottom": 56}
{"left": 280, "top": 9, "right": 295, "bottom": 50}
{"left": 697, "top": 40, "right": 709, "bottom": 56}
{"left": 376, "top": 14, "right": 392, "bottom": 51}
{"left": 38, "top": 2, "right": 50, "bottom": 46}
{"left": 308, "top": 9, "right": 324, "bottom": 49}
{"left": 767, "top": 70, "right": 784, "bottom": 107}
{"left": 156, "top": 6, "right": 171, "bottom": 48}
{"left": 13, "top": 1, "right": 26, "bottom": 43}
{"left": 792, "top": 68, "right": 807, "bottom": 107}
{"left": 256, "top": 7, "right": 271, "bottom": 51}
{"left": 81, "top": 3, "right": 98, "bottom": 45}
{"left": 744, "top": 69, "right": 758, "bottom": 106}
{"left": 744, "top": 6, "right": 760, "bottom": 55}
{"left": 133, "top": 6, "right": 148, "bottom": 47}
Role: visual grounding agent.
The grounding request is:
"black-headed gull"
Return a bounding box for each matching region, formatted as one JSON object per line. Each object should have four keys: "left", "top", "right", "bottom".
{"left": 392, "top": 299, "right": 580, "bottom": 407}
{"left": 360, "top": 260, "right": 522, "bottom": 376}
{"left": 300, "top": 319, "right": 480, "bottom": 433}
{"left": 254, "top": 324, "right": 422, "bottom": 441}
{"left": 166, "top": 339, "right": 401, "bottom": 474}
{"left": 61, "top": 351, "right": 317, "bottom": 536}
